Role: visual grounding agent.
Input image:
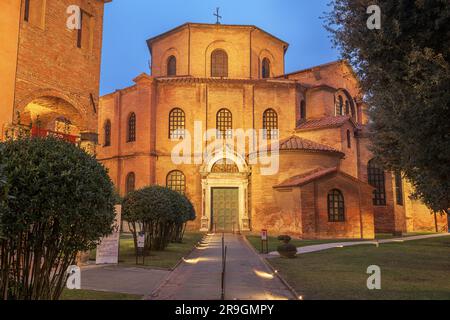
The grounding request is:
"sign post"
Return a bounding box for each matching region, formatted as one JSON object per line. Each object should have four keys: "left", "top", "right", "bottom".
{"left": 261, "top": 229, "right": 268, "bottom": 254}
{"left": 136, "top": 231, "right": 145, "bottom": 265}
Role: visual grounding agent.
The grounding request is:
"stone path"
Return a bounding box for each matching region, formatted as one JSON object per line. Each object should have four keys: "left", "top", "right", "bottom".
{"left": 81, "top": 265, "right": 169, "bottom": 296}
{"left": 148, "top": 234, "right": 296, "bottom": 300}
{"left": 267, "top": 233, "right": 450, "bottom": 257}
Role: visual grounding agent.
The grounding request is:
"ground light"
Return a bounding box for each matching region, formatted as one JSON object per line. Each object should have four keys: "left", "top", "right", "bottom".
{"left": 182, "top": 257, "right": 200, "bottom": 264}
{"left": 182, "top": 257, "right": 213, "bottom": 264}
{"left": 253, "top": 269, "right": 275, "bottom": 280}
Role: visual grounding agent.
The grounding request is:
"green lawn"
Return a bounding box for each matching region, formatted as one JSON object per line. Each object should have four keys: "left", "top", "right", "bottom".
{"left": 90, "top": 232, "right": 205, "bottom": 270}
{"left": 374, "top": 232, "right": 435, "bottom": 240}
{"left": 246, "top": 235, "right": 357, "bottom": 254}
{"left": 269, "top": 236, "right": 450, "bottom": 300}
{"left": 60, "top": 289, "right": 141, "bottom": 300}
{"left": 246, "top": 232, "right": 437, "bottom": 253}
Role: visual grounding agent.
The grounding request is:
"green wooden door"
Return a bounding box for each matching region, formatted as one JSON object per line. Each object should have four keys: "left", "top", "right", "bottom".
{"left": 211, "top": 188, "right": 239, "bottom": 232}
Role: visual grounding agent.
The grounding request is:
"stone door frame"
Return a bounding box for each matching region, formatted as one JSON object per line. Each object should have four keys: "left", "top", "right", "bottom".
{"left": 199, "top": 148, "right": 250, "bottom": 232}
{"left": 201, "top": 174, "right": 249, "bottom": 232}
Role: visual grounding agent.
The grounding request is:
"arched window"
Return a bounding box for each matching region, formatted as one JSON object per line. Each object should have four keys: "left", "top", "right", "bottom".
{"left": 127, "top": 113, "right": 136, "bottom": 142}
{"left": 368, "top": 159, "right": 386, "bottom": 206}
{"left": 328, "top": 189, "right": 345, "bottom": 222}
{"left": 262, "top": 58, "right": 271, "bottom": 78}
{"left": 216, "top": 108, "right": 232, "bottom": 139}
{"left": 263, "top": 108, "right": 278, "bottom": 139}
{"left": 166, "top": 170, "right": 186, "bottom": 195}
{"left": 125, "top": 172, "right": 135, "bottom": 194}
{"left": 169, "top": 108, "right": 185, "bottom": 139}
{"left": 211, "top": 158, "right": 239, "bottom": 173}
{"left": 394, "top": 171, "right": 403, "bottom": 206}
{"left": 104, "top": 120, "right": 111, "bottom": 147}
{"left": 300, "top": 100, "right": 306, "bottom": 120}
{"left": 336, "top": 95, "right": 344, "bottom": 116}
{"left": 211, "top": 49, "right": 228, "bottom": 77}
{"left": 167, "top": 55, "right": 177, "bottom": 76}
{"left": 347, "top": 129, "right": 351, "bottom": 148}
{"left": 345, "top": 100, "right": 350, "bottom": 115}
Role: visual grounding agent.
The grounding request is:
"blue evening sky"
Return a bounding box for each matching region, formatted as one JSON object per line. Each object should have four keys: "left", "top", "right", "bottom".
{"left": 100, "top": 0, "right": 339, "bottom": 95}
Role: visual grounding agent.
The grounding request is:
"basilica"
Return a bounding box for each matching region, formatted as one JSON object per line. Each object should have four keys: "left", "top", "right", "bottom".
{"left": 94, "top": 22, "right": 447, "bottom": 238}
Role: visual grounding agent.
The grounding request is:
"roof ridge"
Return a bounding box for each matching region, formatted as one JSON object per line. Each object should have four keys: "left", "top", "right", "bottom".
{"left": 146, "top": 22, "right": 289, "bottom": 53}
{"left": 284, "top": 166, "right": 332, "bottom": 180}
{"left": 277, "top": 59, "right": 351, "bottom": 78}
{"left": 274, "top": 166, "right": 339, "bottom": 189}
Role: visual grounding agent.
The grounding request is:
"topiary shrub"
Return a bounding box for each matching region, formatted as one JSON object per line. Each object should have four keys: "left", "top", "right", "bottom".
{"left": 276, "top": 235, "right": 297, "bottom": 258}
{"left": 123, "top": 186, "right": 196, "bottom": 253}
{"left": 0, "top": 137, "right": 116, "bottom": 300}
{"left": 277, "top": 235, "right": 292, "bottom": 244}
{"left": 171, "top": 195, "right": 196, "bottom": 243}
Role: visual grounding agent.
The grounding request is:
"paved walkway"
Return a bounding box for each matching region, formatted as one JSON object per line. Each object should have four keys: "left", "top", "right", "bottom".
{"left": 267, "top": 233, "right": 450, "bottom": 257}
{"left": 81, "top": 265, "right": 169, "bottom": 296}
{"left": 148, "top": 234, "right": 295, "bottom": 300}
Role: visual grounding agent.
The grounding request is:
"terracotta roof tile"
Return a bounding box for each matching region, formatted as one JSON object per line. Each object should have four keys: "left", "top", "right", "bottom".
{"left": 250, "top": 135, "right": 343, "bottom": 157}
{"left": 274, "top": 167, "right": 338, "bottom": 188}
{"left": 278, "top": 135, "right": 342, "bottom": 155}
{"left": 296, "top": 115, "right": 353, "bottom": 131}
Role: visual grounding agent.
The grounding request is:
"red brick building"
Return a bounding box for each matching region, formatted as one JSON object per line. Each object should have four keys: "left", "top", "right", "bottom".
{"left": 97, "top": 23, "right": 448, "bottom": 238}
{"left": 0, "top": 0, "right": 110, "bottom": 152}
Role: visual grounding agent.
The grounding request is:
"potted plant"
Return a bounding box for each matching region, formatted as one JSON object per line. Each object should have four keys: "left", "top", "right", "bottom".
{"left": 276, "top": 235, "right": 297, "bottom": 258}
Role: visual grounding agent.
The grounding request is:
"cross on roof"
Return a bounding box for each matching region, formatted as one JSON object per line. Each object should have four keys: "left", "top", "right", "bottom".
{"left": 214, "top": 7, "right": 222, "bottom": 24}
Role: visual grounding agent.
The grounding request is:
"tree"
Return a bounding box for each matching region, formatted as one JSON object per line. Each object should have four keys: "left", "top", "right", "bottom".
{"left": 122, "top": 186, "right": 196, "bottom": 253}
{"left": 171, "top": 195, "right": 196, "bottom": 243}
{"left": 325, "top": 0, "right": 450, "bottom": 214}
{"left": 0, "top": 144, "right": 7, "bottom": 240}
{"left": 0, "top": 137, "right": 116, "bottom": 300}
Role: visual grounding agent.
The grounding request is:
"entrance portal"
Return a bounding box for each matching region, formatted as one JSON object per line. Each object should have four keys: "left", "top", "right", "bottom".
{"left": 211, "top": 188, "right": 239, "bottom": 232}
{"left": 200, "top": 148, "right": 250, "bottom": 232}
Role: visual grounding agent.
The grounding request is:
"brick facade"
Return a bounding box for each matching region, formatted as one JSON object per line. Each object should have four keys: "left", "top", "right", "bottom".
{"left": 1, "top": 0, "right": 109, "bottom": 143}
{"left": 98, "top": 23, "right": 447, "bottom": 238}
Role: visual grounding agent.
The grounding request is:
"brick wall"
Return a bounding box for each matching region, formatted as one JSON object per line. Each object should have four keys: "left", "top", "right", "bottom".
{"left": 14, "top": 0, "right": 107, "bottom": 132}
{"left": 0, "top": 0, "right": 21, "bottom": 138}
{"left": 149, "top": 24, "right": 286, "bottom": 79}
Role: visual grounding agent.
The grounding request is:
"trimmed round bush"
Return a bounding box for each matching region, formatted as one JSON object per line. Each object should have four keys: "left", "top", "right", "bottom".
{"left": 172, "top": 194, "right": 196, "bottom": 243}
{"left": 277, "top": 235, "right": 292, "bottom": 243}
{"left": 0, "top": 137, "right": 116, "bottom": 300}
{"left": 276, "top": 235, "right": 296, "bottom": 258}
{"left": 277, "top": 243, "right": 297, "bottom": 258}
{"left": 122, "top": 186, "right": 196, "bottom": 252}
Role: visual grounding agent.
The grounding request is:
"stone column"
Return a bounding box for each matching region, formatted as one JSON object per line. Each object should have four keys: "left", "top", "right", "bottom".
{"left": 200, "top": 181, "right": 209, "bottom": 232}
{"left": 241, "top": 183, "right": 250, "bottom": 231}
